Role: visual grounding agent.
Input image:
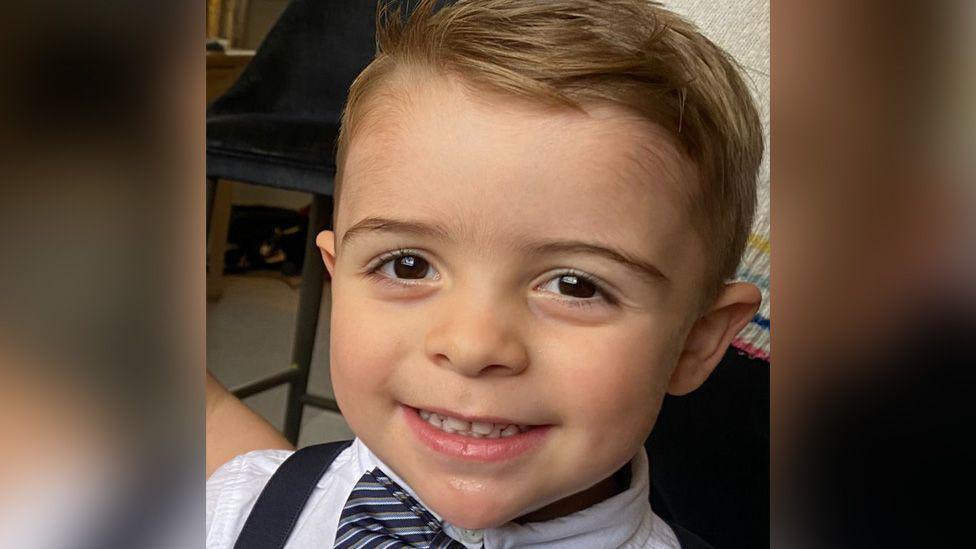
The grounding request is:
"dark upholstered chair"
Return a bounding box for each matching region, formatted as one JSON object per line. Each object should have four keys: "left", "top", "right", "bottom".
{"left": 646, "top": 349, "right": 770, "bottom": 549}
{"left": 206, "top": 0, "right": 378, "bottom": 444}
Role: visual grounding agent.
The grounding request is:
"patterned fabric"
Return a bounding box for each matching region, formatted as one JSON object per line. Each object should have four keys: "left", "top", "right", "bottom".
{"left": 731, "top": 229, "right": 770, "bottom": 361}
{"left": 335, "top": 468, "right": 465, "bottom": 549}
{"left": 666, "top": 0, "right": 771, "bottom": 361}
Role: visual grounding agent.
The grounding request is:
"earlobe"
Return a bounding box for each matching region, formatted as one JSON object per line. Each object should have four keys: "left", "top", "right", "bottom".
{"left": 668, "top": 282, "right": 761, "bottom": 395}
{"left": 316, "top": 230, "right": 337, "bottom": 278}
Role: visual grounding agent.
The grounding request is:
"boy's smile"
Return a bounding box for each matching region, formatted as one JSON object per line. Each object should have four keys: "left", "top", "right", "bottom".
{"left": 318, "top": 74, "right": 715, "bottom": 529}
{"left": 403, "top": 405, "right": 552, "bottom": 462}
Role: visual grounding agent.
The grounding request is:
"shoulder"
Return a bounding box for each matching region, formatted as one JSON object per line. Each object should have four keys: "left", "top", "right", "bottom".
{"left": 619, "top": 507, "right": 681, "bottom": 549}
{"left": 206, "top": 449, "right": 294, "bottom": 549}
{"left": 206, "top": 441, "right": 365, "bottom": 549}
{"left": 647, "top": 513, "right": 713, "bottom": 549}
{"left": 662, "top": 521, "right": 713, "bottom": 549}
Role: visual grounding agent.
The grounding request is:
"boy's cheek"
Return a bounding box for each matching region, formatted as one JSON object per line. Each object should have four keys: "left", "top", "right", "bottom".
{"left": 329, "top": 302, "right": 400, "bottom": 409}
{"left": 565, "top": 366, "right": 663, "bottom": 442}
{"left": 554, "top": 328, "right": 674, "bottom": 434}
{"left": 332, "top": 326, "right": 393, "bottom": 384}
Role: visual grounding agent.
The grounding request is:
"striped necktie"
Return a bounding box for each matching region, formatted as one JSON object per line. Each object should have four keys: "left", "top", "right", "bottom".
{"left": 335, "top": 468, "right": 467, "bottom": 548}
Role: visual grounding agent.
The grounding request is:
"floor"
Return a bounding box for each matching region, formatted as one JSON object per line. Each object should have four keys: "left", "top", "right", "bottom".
{"left": 207, "top": 272, "right": 354, "bottom": 448}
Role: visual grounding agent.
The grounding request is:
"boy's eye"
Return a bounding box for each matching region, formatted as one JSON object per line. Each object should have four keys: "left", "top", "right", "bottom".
{"left": 538, "top": 274, "right": 599, "bottom": 299}
{"left": 378, "top": 254, "right": 435, "bottom": 280}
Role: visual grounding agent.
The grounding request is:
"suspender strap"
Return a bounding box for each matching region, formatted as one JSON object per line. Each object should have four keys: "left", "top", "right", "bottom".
{"left": 233, "top": 440, "right": 354, "bottom": 549}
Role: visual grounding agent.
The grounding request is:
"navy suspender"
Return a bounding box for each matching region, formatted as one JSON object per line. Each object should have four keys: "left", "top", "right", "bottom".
{"left": 233, "top": 440, "right": 353, "bottom": 549}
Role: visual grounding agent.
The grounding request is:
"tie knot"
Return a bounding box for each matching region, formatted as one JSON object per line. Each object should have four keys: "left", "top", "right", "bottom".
{"left": 335, "top": 468, "right": 468, "bottom": 548}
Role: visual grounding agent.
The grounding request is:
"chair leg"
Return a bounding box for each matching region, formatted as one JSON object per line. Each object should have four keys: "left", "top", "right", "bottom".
{"left": 206, "top": 177, "right": 217, "bottom": 234}
{"left": 207, "top": 178, "right": 235, "bottom": 301}
{"left": 283, "top": 193, "right": 333, "bottom": 445}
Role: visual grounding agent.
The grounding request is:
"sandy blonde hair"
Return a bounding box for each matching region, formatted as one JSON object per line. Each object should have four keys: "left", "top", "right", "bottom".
{"left": 335, "top": 0, "right": 763, "bottom": 296}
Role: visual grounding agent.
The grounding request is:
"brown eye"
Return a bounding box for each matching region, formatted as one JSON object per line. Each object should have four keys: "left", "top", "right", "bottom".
{"left": 392, "top": 255, "right": 430, "bottom": 279}
{"left": 557, "top": 275, "right": 596, "bottom": 298}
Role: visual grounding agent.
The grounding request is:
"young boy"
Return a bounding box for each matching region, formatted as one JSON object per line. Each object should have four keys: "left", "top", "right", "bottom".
{"left": 207, "top": 0, "right": 763, "bottom": 547}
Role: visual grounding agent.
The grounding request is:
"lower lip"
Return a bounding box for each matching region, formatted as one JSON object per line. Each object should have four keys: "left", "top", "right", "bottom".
{"left": 402, "top": 405, "right": 551, "bottom": 462}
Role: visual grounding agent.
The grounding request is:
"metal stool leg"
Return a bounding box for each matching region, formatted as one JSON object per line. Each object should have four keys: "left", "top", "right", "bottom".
{"left": 206, "top": 177, "right": 217, "bottom": 234}
{"left": 207, "top": 178, "right": 235, "bottom": 301}
{"left": 283, "top": 193, "right": 332, "bottom": 445}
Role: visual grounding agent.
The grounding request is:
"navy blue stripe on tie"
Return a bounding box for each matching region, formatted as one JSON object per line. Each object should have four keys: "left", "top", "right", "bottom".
{"left": 335, "top": 468, "right": 465, "bottom": 549}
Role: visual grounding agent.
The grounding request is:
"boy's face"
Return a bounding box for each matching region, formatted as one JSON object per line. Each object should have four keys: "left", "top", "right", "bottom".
{"left": 321, "top": 76, "right": 710, "bottom": 529}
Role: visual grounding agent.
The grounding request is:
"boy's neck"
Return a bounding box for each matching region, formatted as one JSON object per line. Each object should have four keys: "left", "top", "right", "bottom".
{"left": 513, "top": 463, "right": 633, "bottom": 524}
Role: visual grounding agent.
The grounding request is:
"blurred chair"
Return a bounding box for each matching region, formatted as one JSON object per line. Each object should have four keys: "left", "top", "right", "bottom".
{"left": 206, "top": 0, "right": 378, "bottom": 444}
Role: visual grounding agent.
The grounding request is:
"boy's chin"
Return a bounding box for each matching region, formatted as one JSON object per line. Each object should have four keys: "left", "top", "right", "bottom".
{"left": 437, "top": 509, "right": 515, "bottom": 530}
{"left": 426, "top": 491, "right": 529, "bottom": 530}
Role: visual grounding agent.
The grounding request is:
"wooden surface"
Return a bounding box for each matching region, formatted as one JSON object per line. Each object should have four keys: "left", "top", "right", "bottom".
{"left": 206, "top": 50, "right": 254, "bottom": 104}
{"left": 207, "top": 0, "right": 223, "bottom": 38}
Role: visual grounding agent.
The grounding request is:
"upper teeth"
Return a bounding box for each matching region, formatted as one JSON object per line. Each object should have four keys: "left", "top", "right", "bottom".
{"left": 419, "top": 409, "right": 529, "bottom": 438}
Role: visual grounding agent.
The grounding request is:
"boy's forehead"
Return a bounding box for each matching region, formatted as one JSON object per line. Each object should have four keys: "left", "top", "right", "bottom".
{"left": 346, "top": 76, "right": 692, "bottom": 186}
{"left": 338, "top": 76, "right": 700, "bottom": 267}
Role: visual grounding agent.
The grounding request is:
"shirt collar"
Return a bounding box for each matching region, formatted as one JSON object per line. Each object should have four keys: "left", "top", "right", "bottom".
{"left": 352, "top": 440, "right": 673, "bottom": 548}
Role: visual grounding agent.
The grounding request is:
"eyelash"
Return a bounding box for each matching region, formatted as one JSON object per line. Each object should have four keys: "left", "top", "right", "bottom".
{"left": 363, "top": 248, "right": 616, "bottom": 307}
{"left": 363, "top": 248, "right": 433, "bottom": 287}
{"left": 545, "top": 269, "right": 617, "bottom": 308}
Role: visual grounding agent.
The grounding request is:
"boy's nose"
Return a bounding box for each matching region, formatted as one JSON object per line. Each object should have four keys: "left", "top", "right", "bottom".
{"left": 424, "top": 292, "right": 529, "bottom": 378}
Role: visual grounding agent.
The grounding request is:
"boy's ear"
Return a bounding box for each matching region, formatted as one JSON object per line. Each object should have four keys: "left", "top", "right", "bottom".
{"left": 668, "top": 282, "right": 761, "bottom": 395}
{"left": 316, "top": 230, "right": 337, "bottom": 278}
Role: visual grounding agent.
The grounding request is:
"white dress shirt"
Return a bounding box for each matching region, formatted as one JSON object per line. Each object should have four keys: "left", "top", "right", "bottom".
{"left": 206, "top": 439, "right": 679, "bottom": 548}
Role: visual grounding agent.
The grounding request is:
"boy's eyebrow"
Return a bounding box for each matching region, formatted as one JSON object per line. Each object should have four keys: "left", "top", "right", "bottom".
{"left": 341, "top": 217, "right": 453, "bottom": 247}
{"left": 341, "top": 216, "right": 668, "bottom": 284}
